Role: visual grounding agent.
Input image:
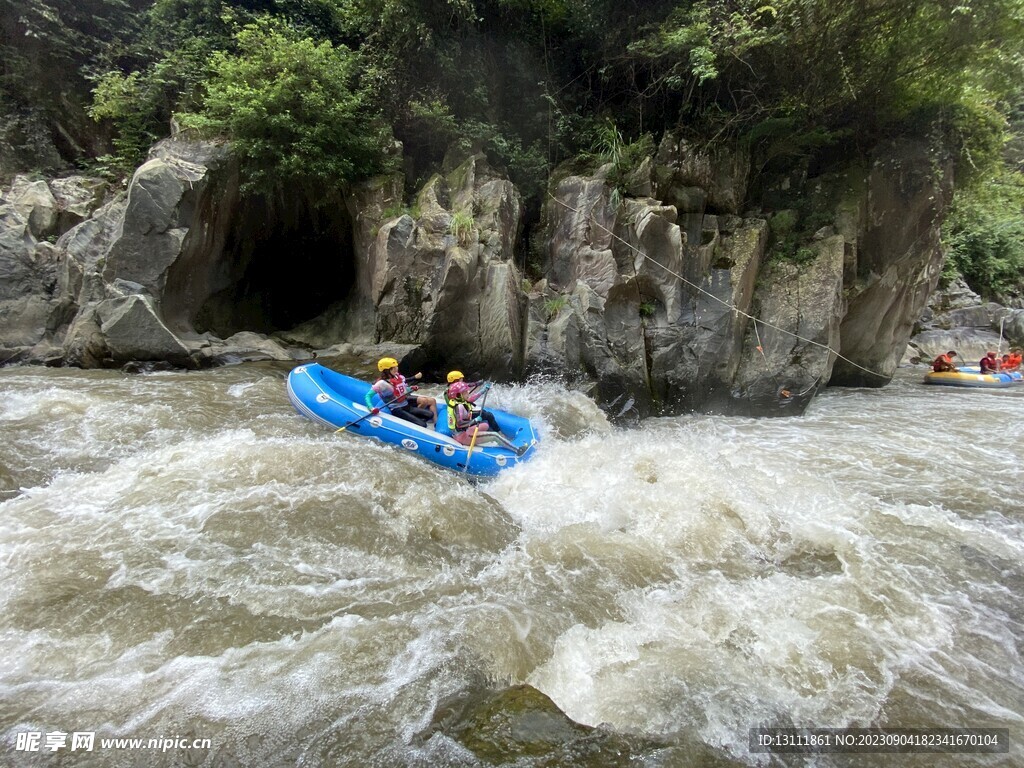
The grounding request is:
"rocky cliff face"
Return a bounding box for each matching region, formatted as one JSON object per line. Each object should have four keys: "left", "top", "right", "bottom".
{"left": 0, "top": 175, "right": 107, "bottom": 365}
{"left": 0, "top": 133, "right": 979, "bottom": 417}
{"left": 829, "top": 141, "right": 956, "bottom": 386}
{"left": 522, "top": 137, "right": 949, "bottom": 416}
{"left": 346, "top": 153, "right": 525, "bottom": 374}
{"left": 907, "top": 276, "right": 1024, "bottom": 365}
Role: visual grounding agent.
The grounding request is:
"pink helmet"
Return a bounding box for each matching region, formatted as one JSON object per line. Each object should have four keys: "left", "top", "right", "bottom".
{"left": 448, "top": 381, "right": 470, "bottom": 397}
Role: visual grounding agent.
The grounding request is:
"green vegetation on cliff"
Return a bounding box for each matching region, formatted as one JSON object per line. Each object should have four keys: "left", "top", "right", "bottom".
{"left": 3, "top": 0, "right": 1024, "bottom": 294}
{"left": 944, "top": 167, "right": 1024, "bottom": 302}
{"left": 174, "top": 17, "right": 394, "bottom": 193}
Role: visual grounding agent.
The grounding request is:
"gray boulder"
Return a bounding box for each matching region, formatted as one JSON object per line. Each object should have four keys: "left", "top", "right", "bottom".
{"left": 830, "top": 140, "right": 955, "bottom": 385}
{"left": 49, "top": 176, "right": 108, "bottom": 235}
{"left": 548, "top": 169, "right": 618, "bottom": 293}
{"left": 907, "top": 330, "right": 1006, "bottom": 367}
{"left": 530, "top": 162, "right": 795, "bottom": 415}
{"left": 190, "top": 331, "right": 299, "bottom": 366}
{"left": 6, "top": 177, "right": 58, "bottom": 239}
{"left": 353, "top": 153, "right": 525, "bottom": 374}
{"left": 528, "top": 135, "right": 955, "bottom": 415}
{"left": 0, "top": 204, "right": 43, "bottom": 303}
{"left": 925, "top": 276, "right": 982, "bottom": 315}
{"left": 59, "top": 196, "right": 128, "bottom": 303}
{"left": 1003, "top": 309, "right": 1024, "bottom": 348}
{"left": 909, "top": 276, "right": 1023, "bottom": 364}
{"left": 654, "top": 133, "right": 750, "bottom": 215}
{"left": 668, "top": 216, "right": 768, "bottom": 411}
{"left": 63, "top": 305, "right": 109, "bottom": 369}
{"left": 0, "top": 202, "right": 64, "bottom": 362}
{"left": 731, "top": 235, "right": 846, "bottom": 414}
{"left": 45, "top": 139, "right": 231, "bottom": 368}
{"left": 103, "top": 145, "right": 228, "bottom": 296}
{"left": 942, "top": 303, "right": 1007, "bottom": 331}
{"left": 97, "top": 293, "right": 193, "bottom": 365}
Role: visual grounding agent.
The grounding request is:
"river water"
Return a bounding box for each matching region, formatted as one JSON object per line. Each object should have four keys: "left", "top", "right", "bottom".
{"left": 0, "top": 362, "right": 1021, "bottom": 767}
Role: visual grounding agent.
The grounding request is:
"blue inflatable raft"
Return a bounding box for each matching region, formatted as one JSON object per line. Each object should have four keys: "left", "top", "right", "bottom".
{"left": 287, "top": 363, "right": 539, "bottom": 477}
{"left": 956, "top": 366, "right": 1023, "bottom": 383}
{"left": 923, "top": 370, "right": 1014, "bottom": 388}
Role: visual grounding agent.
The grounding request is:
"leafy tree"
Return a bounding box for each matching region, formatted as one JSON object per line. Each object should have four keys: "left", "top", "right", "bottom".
{"left": 176, "top": 16, "right": 394, "bottom": 195}
{"left": 5, "top": 0, "right": 1024, "bottom": 238}
{"left": 86, "top": 0, "right": 240, "bottom": 176}
{"left": 0, "top": 0, "right": 146, "bottom": 171}
{"left": 626, "top": 0, "right": 1024, "bottom": 174}
{"left": 944, "top": 167, "right": 1024, "bottom": 301}
{"left": 87, "top": 0, "right": 347, "bottom": 178}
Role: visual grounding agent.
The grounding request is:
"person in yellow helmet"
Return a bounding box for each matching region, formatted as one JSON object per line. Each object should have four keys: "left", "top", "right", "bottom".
{"left": 365, "top": 357, "right": 436, "bottom": 428}
{"left": 444, "top": 370, "right": 523, "bottom": 454}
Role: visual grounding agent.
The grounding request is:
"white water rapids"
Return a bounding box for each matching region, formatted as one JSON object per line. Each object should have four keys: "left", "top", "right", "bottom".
{"left": 0, "top": 363, "right": 1021, "bottom": 767}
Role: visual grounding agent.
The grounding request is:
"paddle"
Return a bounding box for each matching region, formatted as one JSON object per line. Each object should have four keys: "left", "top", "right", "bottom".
{"left": 460, "top": 379, "right": 491, "bottom": 418}
{"left": 467, "top": 381, "right": 495, "bottom": 431}
{"left": 455, "top": 382, "right": 526, "bottom": 460}
{"left": 476, "top": 381, "right": 492, "bottom": 413}
{"left": 335, "top": 395, "right": 398, "bottom": 433}
{"left": 461, "top": 427, "right": 479, "bottom": 474}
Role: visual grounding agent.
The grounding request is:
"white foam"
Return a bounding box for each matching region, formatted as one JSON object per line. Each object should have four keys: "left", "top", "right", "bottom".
{"left": 1, "top": 366, "right": 1022, "bottom": 765}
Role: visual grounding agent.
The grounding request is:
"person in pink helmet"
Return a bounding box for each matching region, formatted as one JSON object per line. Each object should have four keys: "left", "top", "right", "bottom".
{"left": 444, "top": 371, "right": 524, "bottom": 454}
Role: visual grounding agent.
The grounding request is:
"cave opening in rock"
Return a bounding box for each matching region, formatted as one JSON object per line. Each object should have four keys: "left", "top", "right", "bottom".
{"left": 194, "top": 193, "right": 355, "bottom": 338}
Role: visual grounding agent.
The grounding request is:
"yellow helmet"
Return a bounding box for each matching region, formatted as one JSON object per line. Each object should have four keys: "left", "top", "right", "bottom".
{"left": 378, "top": 357, "right": 398, "bottom": 372}
{"left": 446, "top": 370, "right": 464, "bottom": 383}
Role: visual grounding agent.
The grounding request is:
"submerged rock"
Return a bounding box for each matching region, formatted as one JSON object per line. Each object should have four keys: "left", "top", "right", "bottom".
{"left": 419, "top": 683, "right": 740, "bottom": 767}
{"left": 421, "top": 684, "right": 647, "bottom": 766}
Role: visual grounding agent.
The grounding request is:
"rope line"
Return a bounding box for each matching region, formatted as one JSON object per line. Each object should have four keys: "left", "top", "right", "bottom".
{"left": 547, "top": 192, "right": 890, "bottom": 381}
{"left": 751, "top": 319, "right": 771, "bottom": 374}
